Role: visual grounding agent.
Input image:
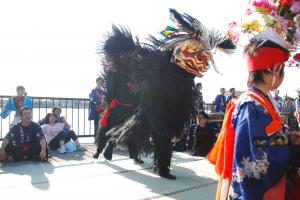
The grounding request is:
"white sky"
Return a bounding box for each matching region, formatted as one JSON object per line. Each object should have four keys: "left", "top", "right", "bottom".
{"left": 0, "top": 0, "right": 299, "bottom": 102}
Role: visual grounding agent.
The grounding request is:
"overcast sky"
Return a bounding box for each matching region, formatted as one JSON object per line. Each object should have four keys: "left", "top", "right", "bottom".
{"left": 0, "top": 0, "right": 299, "bottom": 102}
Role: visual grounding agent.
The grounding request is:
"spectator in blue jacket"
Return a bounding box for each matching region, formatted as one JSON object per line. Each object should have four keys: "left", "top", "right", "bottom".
{"left": 214, "top": 88, "right": 226, "bottom": 113}
{"left": 88, "top": 77, "right": 105, "bottom": 136}
{"left": 0, "top": 86, "right": 32, "bottom": 125}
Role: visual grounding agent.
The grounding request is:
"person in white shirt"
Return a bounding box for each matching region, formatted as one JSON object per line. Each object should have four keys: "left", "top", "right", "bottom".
{"left": 42, "top": 113, "right": 86, "bottom": 153}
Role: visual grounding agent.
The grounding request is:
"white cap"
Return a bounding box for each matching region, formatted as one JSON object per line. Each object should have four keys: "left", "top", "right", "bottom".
{"left": 255, "top": 28, "right": 294, "bottom": 50}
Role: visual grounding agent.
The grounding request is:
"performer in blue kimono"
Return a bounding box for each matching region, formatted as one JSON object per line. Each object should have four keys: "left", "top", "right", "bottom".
{"left": 231, "top": 29, "right": 291, "bottom": 200}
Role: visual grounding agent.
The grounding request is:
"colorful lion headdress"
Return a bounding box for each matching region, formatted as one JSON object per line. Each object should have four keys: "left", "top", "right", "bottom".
{"left": 158, "top": 9, "right": 237, "bottom": 77}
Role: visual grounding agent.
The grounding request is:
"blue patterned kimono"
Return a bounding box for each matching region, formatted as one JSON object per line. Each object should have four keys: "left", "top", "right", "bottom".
{"left": 231, "top": 87, "right": 289, "bottom": 200}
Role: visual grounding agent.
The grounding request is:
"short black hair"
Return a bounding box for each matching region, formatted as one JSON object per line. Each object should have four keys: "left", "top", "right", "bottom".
{"left": 198, "top": 110, "right": 209, "bottom": 120}
{"left": 20, "top": 106, "right": 31, "bottom": 116}
{"left": 16, "top": 86, "right": 25, "bottom": 92}
{"left": 196, "top": 83, "right": 202, "bottom": 87}
{"left": 44, "top": 113, "right": 55, "bottom": 124}
{"left": 229, "top": 88, "right": 235, "bottom": 92}
{"left": 247, "top": 67, "right": 284, "bottom": 87}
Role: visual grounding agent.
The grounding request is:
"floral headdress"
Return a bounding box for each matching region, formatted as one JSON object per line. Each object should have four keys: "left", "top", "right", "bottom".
{"left": 228, "top": 0, "right": 300, "bottom": 68}
{"left": 158, "top": 9, "right": 236, "bottom": 77}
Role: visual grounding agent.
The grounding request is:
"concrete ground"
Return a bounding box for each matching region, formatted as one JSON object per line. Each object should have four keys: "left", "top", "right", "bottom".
{"left": 0, "top": 138, "right": 218, "bottom": 200}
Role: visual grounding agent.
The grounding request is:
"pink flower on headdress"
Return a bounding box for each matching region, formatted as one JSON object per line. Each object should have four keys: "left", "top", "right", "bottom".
{"left": 245, "top": 8, "right": 253, "bottom": 15}
{"left": 228, "top": 22, "right": 240, "bottom": 43}
{"left": 252, "top": 0, "right": 275, "bottom": 13}
{"left": 289, "top": 59, "right": 296, "bottom": 65}
{"left": 290, "top": 1, "right": 300, "bottom": 13}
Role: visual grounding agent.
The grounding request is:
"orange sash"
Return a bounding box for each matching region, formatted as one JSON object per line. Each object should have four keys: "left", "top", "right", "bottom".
{"left": 207, "top": 90, "right": 282, "bottom": 180}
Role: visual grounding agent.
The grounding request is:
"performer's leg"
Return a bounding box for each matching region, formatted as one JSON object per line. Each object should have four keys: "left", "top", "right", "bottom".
{"left": 128, "top": 140, "right": 144, "bottom": 164}
{"left": 153, "top": 135, "right": 176, "bottom": 180}
{"left": 93, "top": 126, "right": 110, "bottom": 159}
{"left": 94, "top": 114, "right": 99, "bottom": 138}
{"left": 103, "top": 138, "right": 115, "bottom": 161}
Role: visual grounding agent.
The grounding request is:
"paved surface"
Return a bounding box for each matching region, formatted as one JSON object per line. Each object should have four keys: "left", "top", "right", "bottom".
{"left": 0, "top": 139, "right": 218, "bottom": 200}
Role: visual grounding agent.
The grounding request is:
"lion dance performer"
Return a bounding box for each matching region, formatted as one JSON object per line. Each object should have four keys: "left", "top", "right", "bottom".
{"left": 94, "top": 8, "right": 236, "bottom": 180}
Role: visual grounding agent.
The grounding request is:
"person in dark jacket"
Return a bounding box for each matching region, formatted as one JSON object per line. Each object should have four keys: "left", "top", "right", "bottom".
{"left": 192, "top": 111, "right": 217, "bottom": 157}
{"left": 88, "top": 77, "right": 105, "bottom": 136}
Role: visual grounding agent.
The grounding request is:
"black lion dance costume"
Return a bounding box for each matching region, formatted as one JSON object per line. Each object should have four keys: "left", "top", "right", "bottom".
{"left": 94, "top": 9, "right": 236, "bottom": 180}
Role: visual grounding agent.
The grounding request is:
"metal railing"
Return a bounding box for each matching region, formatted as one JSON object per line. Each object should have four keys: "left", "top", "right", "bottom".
{"left": 0, "top": 95, "right": 217, "bottom": 140}
{"left": 0, "top": 95, "right": 93, "bottom": 140}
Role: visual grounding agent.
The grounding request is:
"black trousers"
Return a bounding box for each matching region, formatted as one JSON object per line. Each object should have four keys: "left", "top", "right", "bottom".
{"left": 48, "top": 130, "right": 78, "bottom": 150}
{"left": 93, "top": 113, "right": 100, "bottom": 138}
{"left": 94, "top": 105, "right": 134, "bottom": 155}
{"left": 5, "top": 141, "right": 42, "bottom": 161}
{"left": 152, "top": 134, "right": 172, "bottom": 176}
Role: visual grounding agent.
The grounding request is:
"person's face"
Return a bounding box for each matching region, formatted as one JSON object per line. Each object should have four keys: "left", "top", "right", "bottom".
{"left": 221, "top": 89, "right": 225, "bottom": 95}
{"left": 96, "top": 79, "right": 103, "bottom": 89}
{"left": 17, "top": 89, "right": 25, "bottom": 97}
{"left": 53, "top": 108, "right": 61, "bottom": 117}
{"left": 49, "top": 114, "right": 56, "bottom": 124}
{"left": 198, "top": 114, "right": 207, "bottom": 127}
{"left": 21, "top": 109, "right": 32, "bottom": 123}
{"left": 231, "top": 89, "right": 235, "bottom": 96}
{"left": 197, "top": 84, "right": 202, "bottom": 91}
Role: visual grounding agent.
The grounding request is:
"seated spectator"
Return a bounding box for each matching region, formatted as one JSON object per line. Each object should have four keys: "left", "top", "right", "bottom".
{"left": 191, "top": 111, "right": 218, "bottom": 157}
{"left": 172, "top": 120, "right": 190, "bottom": 151}
{"left": 39, "top": 106, "right": 67, "bottom": 126}
{"left": 42, "top": 113, "right": 86, "bottom": 153}
{"left": 0, "top": 106, "right": 47, "bottom": 161}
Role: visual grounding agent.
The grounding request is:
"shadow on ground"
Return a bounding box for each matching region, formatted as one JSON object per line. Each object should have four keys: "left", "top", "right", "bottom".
{"left": 0, "top": 160, "right": 55, "bottom": 190}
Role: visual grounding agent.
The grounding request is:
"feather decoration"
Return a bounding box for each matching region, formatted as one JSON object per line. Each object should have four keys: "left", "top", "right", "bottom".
{"left": 169, "top": 8, "right": 194, "bottom": 33}
{"left": 160, "top": 9, "right": 236, "bottom": 53}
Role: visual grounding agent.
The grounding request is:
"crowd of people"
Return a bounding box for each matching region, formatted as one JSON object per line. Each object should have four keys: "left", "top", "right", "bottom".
{"left": 2, "top": 4, "right": 300, "bottom": 199}
{"left": 0, "top": 86, "right": 86, "bottom": 162}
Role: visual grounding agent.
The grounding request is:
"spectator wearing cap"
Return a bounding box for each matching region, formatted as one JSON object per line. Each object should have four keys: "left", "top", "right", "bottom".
{"left": 0, "top": 86, "right": 32, "bottom": 125}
